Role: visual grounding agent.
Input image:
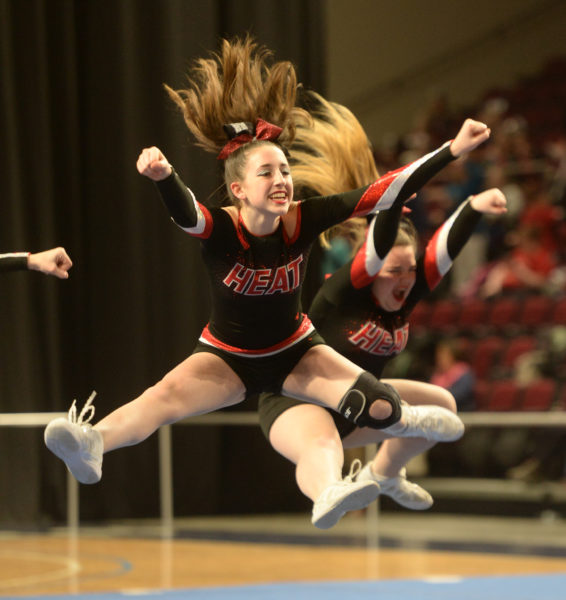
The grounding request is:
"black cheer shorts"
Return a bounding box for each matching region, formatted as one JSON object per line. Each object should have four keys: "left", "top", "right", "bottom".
{"left": 192, "top": 330, "right": 326, "bottom": 398}
{"left": 257, "top": 391, "right": 357, "bottom": 440}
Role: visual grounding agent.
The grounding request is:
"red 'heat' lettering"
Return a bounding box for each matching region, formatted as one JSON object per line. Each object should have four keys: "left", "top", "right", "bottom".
{"left": 348, "top": 322, "right": 409, "bottom": 355}
{"left": 222, "top": 263, "right": 254, "bottom": 292}
{"left": 223, "top": 256, "right": 304, "bottom": 296}
{"left": 266, "top": 266, "right": 290, "bottom": 295}
{"left": 246, "top": 269, "right": 272, "bottom": 295}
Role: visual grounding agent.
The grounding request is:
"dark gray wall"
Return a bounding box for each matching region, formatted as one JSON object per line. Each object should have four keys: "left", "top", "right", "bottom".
{"left": 326, "top": 0, "right": 566, "bottom": 141}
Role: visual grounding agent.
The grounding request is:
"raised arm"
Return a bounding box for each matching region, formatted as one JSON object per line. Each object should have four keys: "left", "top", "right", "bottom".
{"left": 347, "top": 120, "right": 493, "bottom": 287}
{"left": 352, "top": 118, "right": 490, "bottom": 217}
{"left": 422, "top": 187, "right": 507, "bottom": 290}
{"left": 137, "top": 146, "right": 212, "bottom": 237}
{"left": 449, "top": 118, "right": 491, "bottom": 157}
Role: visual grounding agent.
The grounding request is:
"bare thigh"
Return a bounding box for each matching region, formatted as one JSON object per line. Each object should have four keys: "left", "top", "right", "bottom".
{"left": 156, "top": 351, "right": 247, "bottom": 417}
{"left": 268, "top": 403, "right": 342, "bottom": 465}
{"left": 382, "top": 379, "right": 457, "bottom": 412}
{"left": 282, "top": 345, "right": 363, "bottom": 410}
{"left": 95, "top": 352, "right": 247, "bottom": 452}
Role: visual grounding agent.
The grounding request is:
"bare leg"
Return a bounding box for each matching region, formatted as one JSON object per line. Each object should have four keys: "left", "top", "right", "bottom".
{"left": 283, "top": 346, "right": 462, "bottom": 442}
{"left": 268, "top": 401, "right": 380, "bottom": 529}
{"left": 282, "top": 345, "right": 393, "bottom": 420}
{"left": 269, "top": 403, "right": 344, "bottom": 502}
{"left": 96, "top": 352, "right": 246, "bottom": 452}
{"left": 45, "top": 352, "right": 247, "bottom": 484}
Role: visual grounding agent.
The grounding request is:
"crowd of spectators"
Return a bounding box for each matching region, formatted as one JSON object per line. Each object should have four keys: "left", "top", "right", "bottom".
{"left": 371, "top": 56, "right": 566, "bottom": 483}
{"left": 373, "top": 55, "right": 566, "bottom": 302}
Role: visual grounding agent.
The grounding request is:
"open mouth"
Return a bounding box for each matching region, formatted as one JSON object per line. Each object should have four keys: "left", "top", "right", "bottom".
{"left": 393, "top": 290, "right": 406, "bottom": 302}
{"left": 270, "top": 192, "right": 288, "bottom": 204}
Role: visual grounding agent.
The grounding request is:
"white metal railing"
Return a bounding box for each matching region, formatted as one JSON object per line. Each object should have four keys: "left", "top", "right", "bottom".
{"left": 158, "top": 410, "right": 566, "bottom": 528}
{"left": 4, "top": 410, "right": 566, "bottom": 533}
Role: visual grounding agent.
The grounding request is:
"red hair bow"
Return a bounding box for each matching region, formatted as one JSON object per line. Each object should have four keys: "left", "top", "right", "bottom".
{"left": 217, "top": 118, "right": 283, "bottom": 160}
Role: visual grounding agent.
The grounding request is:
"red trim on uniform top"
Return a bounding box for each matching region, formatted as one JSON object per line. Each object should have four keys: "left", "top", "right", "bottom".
{"left": 199, "top": 315, "right": 314, "bottom": 357}
{"left": 285, "top": 203, "right": 302, "bottom": 245}
{"left": 236, "top": 213, "right": 251, "bottom": 249}
{"left": 186, "top": 203, "right": 214, "bottom": 239}
{"left": 423, "top": 227, "right": 442, "bottom": 290}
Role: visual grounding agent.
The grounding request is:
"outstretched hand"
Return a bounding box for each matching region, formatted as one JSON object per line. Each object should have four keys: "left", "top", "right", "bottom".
{"left": 450, "top": 118, "right": 491, "bottom": 157}
{"left": 28, "top": 247, "right": 73, "bottom": 279}
{"left": 469, "top": 188, "right": 508, "bottom": 215}
{"left": 137, "top": 147, "right": 173, "bottom": 181}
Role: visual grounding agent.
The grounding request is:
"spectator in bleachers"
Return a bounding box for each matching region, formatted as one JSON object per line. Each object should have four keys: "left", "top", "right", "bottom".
{"left": 517, "top": 172, "right": 562, "bottom": 253}
{"left": 430, "top": 339, "right": 476, "bottom": 412}
{"left": 474, "top": 223, "right": 557, "bottom": 298}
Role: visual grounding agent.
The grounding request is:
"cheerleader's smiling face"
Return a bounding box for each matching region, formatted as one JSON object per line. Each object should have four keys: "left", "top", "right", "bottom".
{"left": 230, "top": 144, "right": 293, "bottom": 226}
{"left": 372, "top": 244, "right": 417, "bottom": 311}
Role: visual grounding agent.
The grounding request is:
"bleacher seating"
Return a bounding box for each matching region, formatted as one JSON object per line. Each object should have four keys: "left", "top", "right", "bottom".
{"left": 470, "top": 335, "right": 506, "bottom": 379}
{"left": 553, "top": 298, "right": 566, "bottom": 325}
{"left": 519, "top": 295, "right": 554, "bottom": 328}
{"left": 500, "top": 335, "right": 537, "bottom": 370}
{"left": 487, "top": 297, "right": 522, "bottom": 331}
{"left": 521, "top": 378, "right": 558, "bottom": 411}
{"left": 484, "top": 379, "right": 522, "bottom": 411}
{"left": 428, "top": 299, "right": 460, "bottom": 332}
{"left": 458, "top": 298, "right": 489, "bottom": 331}
{"left": 406, "top": 292, "right": 566, "bottom": 414}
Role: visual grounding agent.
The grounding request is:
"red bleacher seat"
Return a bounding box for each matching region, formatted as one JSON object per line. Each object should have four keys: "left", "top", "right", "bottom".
{"left": 488, "top": 296, "right": 521, "bottom": 329}
{"left": 473, "top": 379, "right": 492, "bottom": 411}
{"left": 409, "top": 302, "right": 431, "bottom": 331}
{"left": 501, "top": 335, "right": 537, "bottom": 369}
{"left": 470, "top": 335, "right": 506, "bottom": 379}
{"left": 487, "top": 380, "right": 522, "bottom": 411}
{"left": 427, "top": 299, "right": 460, "bottom": 331}
{"left": 458, "top": 298, "right": 489, "bottom": 330}
{"left": 521, "top": 378, "right": 557, "bottom": 411}
{"left": 519, "top": 295, "right": 553, "bottom": 328}
{"left": 555, "top": 384, "right": 566, "bottom": 410}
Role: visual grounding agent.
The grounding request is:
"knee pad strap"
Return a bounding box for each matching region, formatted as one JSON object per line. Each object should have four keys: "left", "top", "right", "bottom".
{"left": 337, "top": 372, "right": 402, "bottom": 429}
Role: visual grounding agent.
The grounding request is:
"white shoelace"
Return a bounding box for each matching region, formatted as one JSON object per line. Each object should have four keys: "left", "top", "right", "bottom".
{"left": 68, "top": 390, "right": 97, "bottom": 425}
{"left": 344, "top": 458, "right": 363, "bottom": 482}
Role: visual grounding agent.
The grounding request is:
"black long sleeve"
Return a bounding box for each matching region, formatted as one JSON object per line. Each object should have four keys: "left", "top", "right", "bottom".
{"left": 0, "top": 253, "right": 28, "bottom": 272}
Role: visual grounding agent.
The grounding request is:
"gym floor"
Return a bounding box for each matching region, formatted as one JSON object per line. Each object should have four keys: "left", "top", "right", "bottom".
{"left": 2, "top": 507, "right": 566, "bottom": 598}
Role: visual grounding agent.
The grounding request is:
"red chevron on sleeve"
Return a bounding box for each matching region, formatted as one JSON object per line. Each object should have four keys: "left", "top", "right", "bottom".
{"left": 190, "top": 203, "right": 214, "bottom": 239}
{"left": 350, "top": 240, "right": 374, "bottom": 289}
{"left": 352, "top": 167, "right": 405, "bottom": 215}
{"left": 423, "top": 228, "right": 443, "bottom": 290}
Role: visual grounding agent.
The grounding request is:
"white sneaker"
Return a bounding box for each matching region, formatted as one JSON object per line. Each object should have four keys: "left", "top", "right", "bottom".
{"left": 44, "top": 392, "right": 103, "bottom": 484}
{"left": 385, "top": 404, "right": 464, "bottom": 442}
{"left": 311, "top": 459, "right": 380, "bottom": 530}
{"left": 357, "top": 463, "right": 433, "bottom": 510}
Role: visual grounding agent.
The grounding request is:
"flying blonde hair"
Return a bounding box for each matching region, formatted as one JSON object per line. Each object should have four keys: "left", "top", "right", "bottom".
{"left": 164, "top": 36, "right": 311, "bottom": 203}
{"left": 290, "top": 91, "right": 379, "bottom": 250}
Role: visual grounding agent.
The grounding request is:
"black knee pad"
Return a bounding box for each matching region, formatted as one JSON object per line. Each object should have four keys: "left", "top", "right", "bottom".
{"left": 337, "top": 372, "right": 402, "bottom": 429}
